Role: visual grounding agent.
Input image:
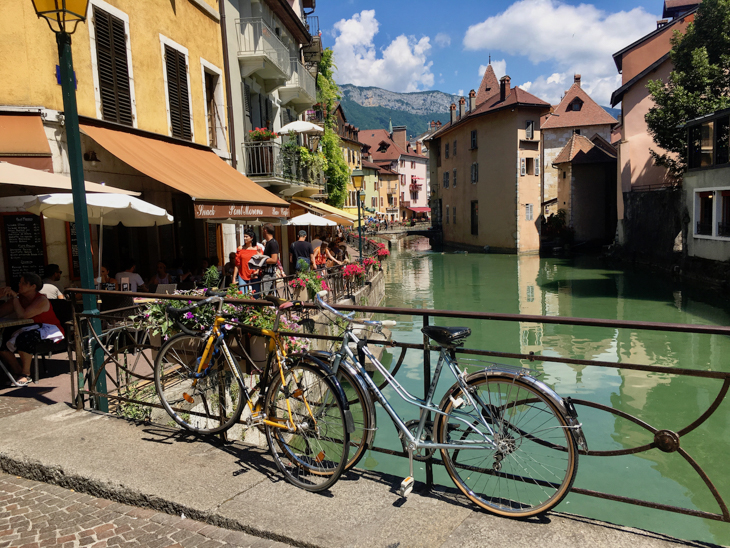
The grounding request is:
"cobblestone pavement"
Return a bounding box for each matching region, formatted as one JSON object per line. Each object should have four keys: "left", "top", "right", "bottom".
{"left": 0, "top": 473, "right": 292, "bottom": 548}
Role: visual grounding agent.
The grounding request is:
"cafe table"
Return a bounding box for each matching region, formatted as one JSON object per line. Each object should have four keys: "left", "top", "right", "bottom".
{"left": 0, "top": 317, "right": 32, "bottom": 386}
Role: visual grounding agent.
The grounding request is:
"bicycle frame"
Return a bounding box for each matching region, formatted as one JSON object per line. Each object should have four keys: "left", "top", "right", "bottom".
{"left": 332, "top": 326, "right": 499, "bottom": 453}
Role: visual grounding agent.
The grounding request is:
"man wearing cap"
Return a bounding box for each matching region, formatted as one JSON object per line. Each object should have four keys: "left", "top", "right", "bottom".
{"left": 289, "top": 230, "right": 315, "bottom": 273}
{"left": 39, "top": 264, "right": 65, "bottom": 299}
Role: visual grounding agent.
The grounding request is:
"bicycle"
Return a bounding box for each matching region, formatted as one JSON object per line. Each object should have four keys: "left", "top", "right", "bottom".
{"left": 312, "top": 291, "right": 588, "bottom": 517}
{"left": 153, "top": 293, "right": 351, "bottom": 492}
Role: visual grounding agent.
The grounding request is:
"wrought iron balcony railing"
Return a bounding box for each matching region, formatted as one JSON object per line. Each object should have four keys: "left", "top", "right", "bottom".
{"left": 236, "top": 18, "right": 291, "bottom": 78}
{"left": 243, "top": 141, "right": 324, "bottom": 189}
{"left": 718, "top": 222, "right": 730, "bottom": 237}
{"left": 697, "top": 221, "right": 712, "bottom": 236}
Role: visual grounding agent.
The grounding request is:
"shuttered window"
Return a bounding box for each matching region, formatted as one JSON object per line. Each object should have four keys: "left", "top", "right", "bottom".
{"left": 165, "top": 45, "right": 191, "bottom": 140}
{"left": 93, "top": 6, "right": 133, "bottom": 126}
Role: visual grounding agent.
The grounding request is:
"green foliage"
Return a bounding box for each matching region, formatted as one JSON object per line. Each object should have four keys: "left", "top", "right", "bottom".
{"left": 118, "top": 381, "right": 155, "bottom": 421}
{"left": 646, "top": 0, "right": 730, "bottom": 179}
{"left": 317, "top": 48, "right": 349, "bottom": 208}
{"left": 202, "top": 266, "right": 220, "bottom": 288}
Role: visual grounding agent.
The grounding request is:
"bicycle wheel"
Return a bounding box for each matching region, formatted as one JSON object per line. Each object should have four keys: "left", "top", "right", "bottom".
{"left": 154, "top": 334, "right": 246, "bottom": 435}
{"left": 302, "top": 352, "right": 374, "bottom": 471}
{"left": 436, "top": 375, "right": 578, "bottom": 517}
{"left": 265, "top": 361, "right": 349, "bottom": 492}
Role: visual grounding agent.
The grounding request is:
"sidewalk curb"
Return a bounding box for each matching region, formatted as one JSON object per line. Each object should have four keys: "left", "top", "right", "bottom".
{"left": 0, "top": 439, "right": 319, "bottom": 548}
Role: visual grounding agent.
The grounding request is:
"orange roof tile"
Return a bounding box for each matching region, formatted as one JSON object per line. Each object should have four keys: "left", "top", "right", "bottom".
{"left": 541, "top": 83, "right": 617, "bottom": 129}
{"left": 553, "top": 134, "right": 617, "bottom": 165}
{"left": 359, "top": 129, "right": 426, "bottom": 162}
{"left": 476, "top": 64, "right": 500, "bottom": 106}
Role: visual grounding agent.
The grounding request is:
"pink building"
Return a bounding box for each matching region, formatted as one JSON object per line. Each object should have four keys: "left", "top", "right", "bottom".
{"left": 359, "top": 127, "right": 430, "bottom": 220}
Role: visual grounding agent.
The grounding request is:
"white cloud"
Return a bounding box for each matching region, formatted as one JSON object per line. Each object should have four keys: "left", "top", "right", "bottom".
{"left": 458, "top": 89, "right": 464, "bottom": 96}
{"left": 331, "top": 10, "right": 434, "bottom": 92}
{"left": 434, "top": 33, "right": 451, "bottom": 47}
{"left": 463, "top": 0, "right": 657, "bottom": 105}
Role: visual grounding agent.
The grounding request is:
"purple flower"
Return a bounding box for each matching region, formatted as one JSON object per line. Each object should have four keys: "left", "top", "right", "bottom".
{"left": 185, "top": 312, "right": 194, "bottom": 320}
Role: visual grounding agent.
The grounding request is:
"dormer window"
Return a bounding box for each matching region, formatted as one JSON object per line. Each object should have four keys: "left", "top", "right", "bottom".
{"left": 568, "top": 98, "right": 583, "bottom": 112}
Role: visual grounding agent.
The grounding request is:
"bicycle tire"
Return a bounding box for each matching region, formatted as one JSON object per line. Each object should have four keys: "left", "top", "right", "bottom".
{"left": 265, "top": 361, "right": 349, "bottom": 492}
{"left": 300, "top": 352, "right": 375, "bottom": 471}
{"left": 154, "top": 333, "right": 246, "bottom": 435}
{"left": 436, "top": 375, "right": 578, "bottom": 518}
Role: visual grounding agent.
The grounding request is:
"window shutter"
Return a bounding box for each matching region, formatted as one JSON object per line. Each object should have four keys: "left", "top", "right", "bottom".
{"left": 535, "top": 158, "right": 540, "bottom": 176}
{"left": 453, "top": 168, "right": 456, "bottom": 187}
{"left": 453, "top": 206, "right": 456, "bottom": 224}
{"left": 453, "top": 140, "right": 457, "bottom": 156}
{"left": 243, "top": 83, "right": 252, "bottom": 128}
{"left": 165, "top": 45, "right": 191, "bottom": 140}
{"left": 526, "top": 120, "right": 534, "bottom": 140}
{"left": 471, "top": 130, "right": 477, "bottom": 149}
{"left": 445, "top": 205, "right": 449, "bottom": 224}
{"left": 520, "top": 158, "right": 526, "bottom": 176}
{"left": 94, "top": 7, "right": 133, "bottom": 126}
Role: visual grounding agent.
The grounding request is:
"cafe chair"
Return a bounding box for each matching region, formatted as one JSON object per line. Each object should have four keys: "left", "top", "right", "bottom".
{"left": 33, "top": 299, "right": 75, "bottom": 382}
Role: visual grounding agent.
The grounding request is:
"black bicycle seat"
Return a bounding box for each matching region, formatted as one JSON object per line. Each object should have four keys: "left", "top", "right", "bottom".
{"left": 421, "top": 326, "right": 471, "bottom": 347}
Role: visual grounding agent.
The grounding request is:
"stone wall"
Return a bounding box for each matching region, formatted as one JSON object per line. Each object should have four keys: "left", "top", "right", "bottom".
{"left": 621, "top": 188, "right": 683, "bottom": 259}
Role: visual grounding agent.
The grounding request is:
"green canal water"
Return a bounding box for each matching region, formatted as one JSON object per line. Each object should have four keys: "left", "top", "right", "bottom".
{"left": 362, "top": 236, "right": 730, "bottom": 546}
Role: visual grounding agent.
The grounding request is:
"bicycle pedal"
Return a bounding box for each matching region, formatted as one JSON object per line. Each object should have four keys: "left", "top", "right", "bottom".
{"left": 398, "top": 476, "right": 414, "bottom": 497}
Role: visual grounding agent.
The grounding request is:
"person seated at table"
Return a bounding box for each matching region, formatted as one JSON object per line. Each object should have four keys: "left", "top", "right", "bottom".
{"left": 0, "top": 272, "right": 64, "bottom": 387}
{"left": 314, "top": 241, "right": 341, "bottom": 269}
{"left": 149, "top": 261, "right": 172, "bottom": 287}
{"left": 115, "top": 259, "right": 148, "bottom": 292}
{"left": 39, "top": 264, "right": 65, "bottom": 300}
{"left": 98, "top": 264, "right": 118, "bottom": 291}
{"left": 333, "top": 241, "right": 350, "bottom": 264}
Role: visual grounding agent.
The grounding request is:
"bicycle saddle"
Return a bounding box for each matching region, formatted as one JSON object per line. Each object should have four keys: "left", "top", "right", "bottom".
{"left": 421, "top": 326, "right": 471, "bottom": 347}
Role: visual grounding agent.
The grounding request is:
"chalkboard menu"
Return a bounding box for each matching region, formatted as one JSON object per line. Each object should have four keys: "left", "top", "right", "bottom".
{"left": 2, "top": 214, "right": 45, "bottom": 287}
{"left": 207, "top": 223, "right": 218, "bottom": 258}
{"left": 66, "top": 222, "right": 80, "bottom": 280}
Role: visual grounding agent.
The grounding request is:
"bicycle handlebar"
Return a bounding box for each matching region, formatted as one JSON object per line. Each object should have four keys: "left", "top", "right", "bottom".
{"left": 315, "top": 291, "right": 397, "bottom": 329}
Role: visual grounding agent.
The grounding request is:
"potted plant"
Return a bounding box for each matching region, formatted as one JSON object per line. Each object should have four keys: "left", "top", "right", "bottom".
{"left": 248, "top": 127, "right": 278, "bottom": 142}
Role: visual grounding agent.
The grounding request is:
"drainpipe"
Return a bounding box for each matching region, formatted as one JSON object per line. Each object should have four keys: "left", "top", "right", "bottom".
{"left": 219, "top": 0, "right": 237, "bottom": 169}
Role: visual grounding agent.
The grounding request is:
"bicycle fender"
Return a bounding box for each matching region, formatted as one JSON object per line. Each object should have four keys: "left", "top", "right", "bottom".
{"left": 305, "top": 350, "right": 377, "bottom": 448}
{"left": 288, "top": 352, "right": 356, "bottom": 435}
{"left": 439, "top": 368, "right": 588, "bottom": 452}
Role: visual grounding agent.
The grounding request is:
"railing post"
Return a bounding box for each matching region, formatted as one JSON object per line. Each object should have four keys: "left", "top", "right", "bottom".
{"left": 423, "top": 313, "right": 433, "bottom": 491}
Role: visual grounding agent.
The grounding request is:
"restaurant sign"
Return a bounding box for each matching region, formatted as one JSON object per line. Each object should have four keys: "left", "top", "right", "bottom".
{"left": 194, "top": 203, "right": 290, "bottom": 219}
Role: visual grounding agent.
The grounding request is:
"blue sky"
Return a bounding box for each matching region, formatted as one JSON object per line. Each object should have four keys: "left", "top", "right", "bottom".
{"left": 318, "top": 0, "right": 664, "bottom": 106}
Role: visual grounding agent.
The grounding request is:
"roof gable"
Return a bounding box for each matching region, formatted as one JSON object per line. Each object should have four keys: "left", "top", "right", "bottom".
{"left": 553, "top": 133, "right": 617, "bottom": 165}
{"left": 541, "top": 83, "right": 617, "bottom": 129}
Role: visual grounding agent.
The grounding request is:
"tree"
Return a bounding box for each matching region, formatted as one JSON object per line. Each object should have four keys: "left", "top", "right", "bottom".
{"left": 645, "top": 0, "right": 730, "bottom": 181}
{"left": 317, "top": 48, "right": 349, "bottom": 208}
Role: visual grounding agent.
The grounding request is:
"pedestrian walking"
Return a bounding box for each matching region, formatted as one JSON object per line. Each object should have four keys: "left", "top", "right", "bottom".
{"left": 260, "top": 223, "right": 280, "bottom": 296}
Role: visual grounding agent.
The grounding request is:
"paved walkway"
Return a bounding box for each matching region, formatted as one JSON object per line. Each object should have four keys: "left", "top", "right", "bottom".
{"left": 0, "top": 402, "right": 713, "bottom": 548}
{"left": 0, "top": 473, "right": 291, "bottom": 548}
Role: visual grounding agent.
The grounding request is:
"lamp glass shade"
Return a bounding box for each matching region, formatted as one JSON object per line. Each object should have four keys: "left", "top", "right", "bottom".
{"left": 32, "top": 0, "right": 90, "bottom": 32}
{"left": 351, "top": 169, "right": 365, "bottom": 190}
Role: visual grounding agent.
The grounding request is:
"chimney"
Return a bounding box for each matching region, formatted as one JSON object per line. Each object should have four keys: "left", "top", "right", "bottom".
{"left": 436, "top": 120, "right": 442, "bottom": 128}
{"left": 469, "top": 89, "right": 476, "bottom": 112}
{"left": 416, "top": 141, "right": 422, "bottom": 154}
{"left": 459, "top": 97, "right": 466, "bottom": 119}
{"left": 392, "top": 125, "right": 408, "bottom": 150}
{"left": 500, "top": 76, "right": 511, "bottom": 102}
{"left": 450, "top": 103, "right": 457, "bottom": 124}
{"left": 430, "top": 120, "right": 436, "bottom": 129}
{"left": 574, "top": 74, "right": 581, "bottom": 88}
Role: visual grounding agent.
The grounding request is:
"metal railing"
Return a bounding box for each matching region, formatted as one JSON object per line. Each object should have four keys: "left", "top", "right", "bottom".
{"left": 306, "top": 110, "right": 325, "bottom": 125}
{"left": 66, "top": 283, "right": 730, "bottom": 525}
{"left": 697, "top": 221, "right": 712, "bottom": 235}
{"left": 718, "top": 222, "right": 730, "bottom": 237}
{"left": 285, "top": 57, "right": 316, "bottom": 101}
{"left": 305, "top": 15, "right": 319, "bottom": 36}
{"left": 236, "top": 18, "right": 291, "bottom": 78}
{"left": 242, "top": 141, "right": 325, "bottom": 188}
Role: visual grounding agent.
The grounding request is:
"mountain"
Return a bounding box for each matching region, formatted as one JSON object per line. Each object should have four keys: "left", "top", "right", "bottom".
{"left": 339, "top": 84, "right": 455, "bottom": 136}
{"left": 337, "top": 84, "right": 622, "bottom": 137}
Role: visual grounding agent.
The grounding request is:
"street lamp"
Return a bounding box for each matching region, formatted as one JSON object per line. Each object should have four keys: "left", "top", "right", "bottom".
{"left": 32, "top": 0, "right": 107, "bottom": 410}
{"left": 351, "top": 169, "right": 365, "bottom": 261}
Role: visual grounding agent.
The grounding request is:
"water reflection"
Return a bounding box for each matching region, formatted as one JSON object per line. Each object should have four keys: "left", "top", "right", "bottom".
{"left": 376, "top": 237, "right": 730, "bottom": 545}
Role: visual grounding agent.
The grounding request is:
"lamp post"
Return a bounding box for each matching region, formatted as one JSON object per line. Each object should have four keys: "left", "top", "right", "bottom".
{"left": 351, "top": 169, "right": 365, "bottom": 261}
{"left": 32, "top": 0, "right": 107, "bottom": 410}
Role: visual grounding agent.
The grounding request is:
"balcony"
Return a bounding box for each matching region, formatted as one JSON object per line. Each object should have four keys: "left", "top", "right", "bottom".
{"left": 719, "top": 222, "right": 730, "bottom": 237}
{"left": 279, "top": 58, "right": 316, "bottom": 110}
{"left": 409, "top": 183, "right": 422, "bottom": 191}
{"left": 243, "top": 141, "right": 325, "bottom": 194}
{"left": 302, "top": 15, "right": 322, "bottom": 64}
{"left": 387, "top": 182, "right": 398, "bottom": 194}
{"left": 401, "top": 201, "right": 411, "bottom": 208}
{"left": 306, "top": 109, "right": 325, "bottom": 127}
{"left": 236, "top": 18, "right": 291, "bottom": 91}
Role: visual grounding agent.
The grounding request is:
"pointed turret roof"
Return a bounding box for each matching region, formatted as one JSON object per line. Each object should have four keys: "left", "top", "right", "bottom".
{"left": 541, "top": 77, "right": 618, "bottom": 130}
{"left": 476, "top": 64, "right": 500, "bottom": 106}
